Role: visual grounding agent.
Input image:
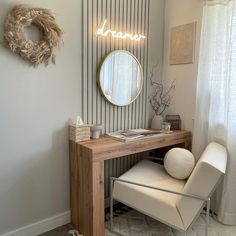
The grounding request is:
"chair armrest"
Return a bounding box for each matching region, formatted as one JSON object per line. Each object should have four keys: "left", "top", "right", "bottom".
{"left": 111, "top": 177, "right": 209, "bottom": 202}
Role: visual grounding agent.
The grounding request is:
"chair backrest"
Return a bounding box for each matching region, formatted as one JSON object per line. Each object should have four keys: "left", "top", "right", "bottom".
{"left": 176, "top": 142, "right": 227, "bottom": 230}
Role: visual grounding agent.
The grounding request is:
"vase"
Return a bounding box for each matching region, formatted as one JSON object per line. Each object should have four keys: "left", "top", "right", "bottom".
{"left": 151, "top": 115, "right": 163, "bottom": 130}
{"left": 90, "top": 124, "right": 103, "bottom": 139}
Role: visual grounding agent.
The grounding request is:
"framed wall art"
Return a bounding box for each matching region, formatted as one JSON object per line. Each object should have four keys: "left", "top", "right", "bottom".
{"left": 169, "top": 22, "right": 196, "bottom": 65}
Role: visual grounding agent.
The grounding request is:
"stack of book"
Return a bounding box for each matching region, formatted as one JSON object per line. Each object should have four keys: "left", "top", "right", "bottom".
{"left": 106, "top": 129, "right": 164, "bottom": 142}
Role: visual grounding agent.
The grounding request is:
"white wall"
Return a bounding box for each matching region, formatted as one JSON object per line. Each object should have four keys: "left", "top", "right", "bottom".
{"left": 163, "top": 0, "right": 204, "bottom": 131}
{"left": 0, "top": 0, "right": 164, "bottom": 235}
{"left": 0, "top": 0, "right": 82, "bottom": 234}
{"left": 0, "top": 0, "right": 203, "bottom": 234}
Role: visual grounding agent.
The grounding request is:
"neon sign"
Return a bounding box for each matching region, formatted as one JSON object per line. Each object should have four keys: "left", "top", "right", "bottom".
{"left": 97, "top": 19, "right": 146, "bottom": 41}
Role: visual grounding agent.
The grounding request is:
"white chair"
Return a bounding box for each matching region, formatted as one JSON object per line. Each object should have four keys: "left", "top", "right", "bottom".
{"left": 110, "top": 142, "right": 227, "bottom": 236}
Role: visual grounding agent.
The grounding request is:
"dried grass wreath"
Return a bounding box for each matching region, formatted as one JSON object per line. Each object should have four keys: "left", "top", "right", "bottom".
{"left": 4, "top": 5, "right": 63, "bottom": 67}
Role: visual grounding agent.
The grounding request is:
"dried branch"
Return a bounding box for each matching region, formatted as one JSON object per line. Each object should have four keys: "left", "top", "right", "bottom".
{"left": 148, "top": 64, "right": 176, "bottom": 116}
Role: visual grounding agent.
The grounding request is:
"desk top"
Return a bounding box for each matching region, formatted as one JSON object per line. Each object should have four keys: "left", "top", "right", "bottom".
{"left": 76, "top": 130, "right": 191, "bottom": 162}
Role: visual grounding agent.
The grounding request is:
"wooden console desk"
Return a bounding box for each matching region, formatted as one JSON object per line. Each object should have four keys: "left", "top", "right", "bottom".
{"left": 69, "top": 130, "right": 191, "bottom": 236}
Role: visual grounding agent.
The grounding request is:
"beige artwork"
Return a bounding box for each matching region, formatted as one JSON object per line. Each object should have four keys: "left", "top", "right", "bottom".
{"left": 169, "top": 22, "right": 196, "bottom": 65}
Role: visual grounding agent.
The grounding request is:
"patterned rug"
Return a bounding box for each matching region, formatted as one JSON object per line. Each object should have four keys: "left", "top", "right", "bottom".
{"left": 40, "top": 209, "right": 236, "bottom": 236}
{"left": 105, "top": 208, "right": 236, "bottom": 236}
{"left": 105, "top": 209, "right": 174, "bottom": 236}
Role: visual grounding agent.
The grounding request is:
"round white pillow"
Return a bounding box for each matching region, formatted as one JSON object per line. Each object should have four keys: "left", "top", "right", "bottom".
{"left": 164, "top": 148, "right": 195, "bottom": 180}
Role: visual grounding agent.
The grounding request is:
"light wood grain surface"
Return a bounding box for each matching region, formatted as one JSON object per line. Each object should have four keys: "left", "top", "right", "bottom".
{"left": 69, "top": 130, "right": 192, "bottom": 236}
{"left": 79, "top": 130, "right": 191, "bottom": 161}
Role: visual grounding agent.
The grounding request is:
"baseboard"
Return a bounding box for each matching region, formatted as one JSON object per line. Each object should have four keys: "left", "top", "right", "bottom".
{"left": 1, "top": 211, "right": 71, "bottom": 236}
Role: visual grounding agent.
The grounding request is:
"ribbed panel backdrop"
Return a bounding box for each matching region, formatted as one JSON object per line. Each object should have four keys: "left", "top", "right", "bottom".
{"left": 81, "top": 0, "right": 150, "bottom": 205}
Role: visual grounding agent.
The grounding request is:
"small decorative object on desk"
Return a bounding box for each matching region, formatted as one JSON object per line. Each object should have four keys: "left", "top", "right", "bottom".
{"left": 69, "top": 116, "right": 90, "bottom": 142}
{"left": 90, "top": 125, "right": 103, "bottom": 139}
{"left": 161, "top": 122, "right": 172, "bottom": 133}
{"left": 151, "top": 115, "right": 163, "bottom": 130}
{"left": 165, "top": 115, "right": 181, "bottom": 130}
{"left": 148, "top": 64, "right": 176, "bottom": 129}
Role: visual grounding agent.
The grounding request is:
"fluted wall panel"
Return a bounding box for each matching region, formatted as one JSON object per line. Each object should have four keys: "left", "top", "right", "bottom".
{"left": 81, "top": 0, "right": 150, "bottom": 205}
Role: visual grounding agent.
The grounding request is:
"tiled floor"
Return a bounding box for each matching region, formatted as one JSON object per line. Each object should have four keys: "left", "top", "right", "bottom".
{"left": 40, "top": 209, "right": 236, "bottom": 236}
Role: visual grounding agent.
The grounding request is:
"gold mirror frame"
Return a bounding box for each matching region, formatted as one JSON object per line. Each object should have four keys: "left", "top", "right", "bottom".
{"left": 97, "top": 50, "right": 143, "bottom": 107}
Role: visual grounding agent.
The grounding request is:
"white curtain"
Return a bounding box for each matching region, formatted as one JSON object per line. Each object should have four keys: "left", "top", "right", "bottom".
{"left": 193, "top": 0, "right": 236, "bottom": 225}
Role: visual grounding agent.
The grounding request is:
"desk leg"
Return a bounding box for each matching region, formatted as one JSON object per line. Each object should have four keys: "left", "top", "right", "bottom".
{"left": 92, "top": 160, "right": 105, "bottom": 236}
{"left": 184, "top": 137, "right": 192, "bottom": 150}
{"left": 70, "top": 142, "right": 105, "bottom": 236}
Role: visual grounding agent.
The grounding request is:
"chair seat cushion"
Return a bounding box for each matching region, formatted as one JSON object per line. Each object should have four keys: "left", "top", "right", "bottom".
{"left": 113, "top": 160, "right": 187, "bottom": 230}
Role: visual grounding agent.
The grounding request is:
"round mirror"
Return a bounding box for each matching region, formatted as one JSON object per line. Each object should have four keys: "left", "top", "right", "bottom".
{"left": 98, "top": 50, "right": 143, "bottom": 106}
